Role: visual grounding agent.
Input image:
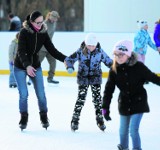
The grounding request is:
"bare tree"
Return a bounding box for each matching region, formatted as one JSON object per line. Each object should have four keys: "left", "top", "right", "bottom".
{"left": 0, "top": 0, "right": 83, "bottom": 31}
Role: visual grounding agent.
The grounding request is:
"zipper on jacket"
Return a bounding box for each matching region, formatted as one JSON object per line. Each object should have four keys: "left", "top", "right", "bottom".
{"left": 31, "top": 32, "right": 38, "bottom": 65}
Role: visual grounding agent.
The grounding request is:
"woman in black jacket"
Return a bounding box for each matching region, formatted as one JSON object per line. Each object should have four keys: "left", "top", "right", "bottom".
{"left": 102, "top": 40, "right": 160, "bottom": 150}
{"left": 14, "top": 10, "right": 67, "bottom": 130}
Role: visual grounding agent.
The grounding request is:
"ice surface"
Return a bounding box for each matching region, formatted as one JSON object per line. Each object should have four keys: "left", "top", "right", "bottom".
{"left": 0, "top": 75, "right": 159, "bottom": 150}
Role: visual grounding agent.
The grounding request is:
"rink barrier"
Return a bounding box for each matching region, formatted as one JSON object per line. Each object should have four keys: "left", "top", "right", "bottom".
{"left": 0, "top": 70, "right": 109, "bottom": 78}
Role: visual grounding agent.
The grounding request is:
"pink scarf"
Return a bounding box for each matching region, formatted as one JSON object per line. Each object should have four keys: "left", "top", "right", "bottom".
{"left": 31, "top": 23, "right": 41, "bottom": 32}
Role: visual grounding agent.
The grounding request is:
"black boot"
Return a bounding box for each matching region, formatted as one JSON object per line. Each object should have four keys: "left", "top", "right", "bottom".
{"left": 19, "top": 112, "right": 28, "bottom": 130}
{"left": 9, "top": 84, "right": 17, "bottom": 88}
{"left": 96, "top": 116, "right": 106, "bottom": 131}
{"left": 47, "top": 78, "right": 59, "bottom": 84}
{"left": 39, "top": 111, "right": 49, "bottom": 129}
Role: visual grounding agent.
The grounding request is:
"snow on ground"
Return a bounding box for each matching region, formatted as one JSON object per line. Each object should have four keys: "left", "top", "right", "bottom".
{"left": 0, "top": 75, "right": 159, "bottom": 150}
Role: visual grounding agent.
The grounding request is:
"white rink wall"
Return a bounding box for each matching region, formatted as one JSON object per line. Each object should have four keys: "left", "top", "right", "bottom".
{"left": 0, "top": 32, "right": 160, "bottom": 74}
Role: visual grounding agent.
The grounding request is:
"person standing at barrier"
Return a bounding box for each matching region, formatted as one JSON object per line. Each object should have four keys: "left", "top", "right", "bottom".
{"left": 8, "top": 13, "right": 21, "bottom": 31}
{"left": 13, "top": 10, "right": 67, "bottom": 130}
{"left": 8, "top": 33, "right": 19, "bottom": 88}
{"left": 133, "top": 20, "right": 159, "bottom": 63}
{"left": 39, "top": 11, "right": 60, "bottom": 84}
{"left": 65, "top": 33, "right": 113, "bottom": 131}
{"left": 8, "top": 33, "right": 32, "bottom": 87}
{"left": 102, "top": 40, "right": 160, "bottom": 150}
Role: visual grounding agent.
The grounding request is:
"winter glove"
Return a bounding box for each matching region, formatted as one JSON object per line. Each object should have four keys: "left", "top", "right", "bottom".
{"left": 67, "top": 67, "right": 74, "bottom": 74}
{"left": 102, "top": 109, "right": 111, "bottom": 121}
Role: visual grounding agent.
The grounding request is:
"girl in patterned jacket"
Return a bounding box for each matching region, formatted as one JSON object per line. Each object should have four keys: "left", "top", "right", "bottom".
{"left": 65, "top": 33, "right": 113, "bottom": 131}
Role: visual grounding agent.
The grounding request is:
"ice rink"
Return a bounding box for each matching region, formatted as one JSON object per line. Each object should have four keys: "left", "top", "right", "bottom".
{"left": 0, "top": 75, "right": 159, "bottom": 150}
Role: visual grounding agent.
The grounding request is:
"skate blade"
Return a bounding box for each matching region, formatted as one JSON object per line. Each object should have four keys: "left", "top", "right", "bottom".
{"left": 19, "top": 125, "right": 27, "bottom": 131}
{"left": 42, "top": 123, "right": 49, "bottom": 130}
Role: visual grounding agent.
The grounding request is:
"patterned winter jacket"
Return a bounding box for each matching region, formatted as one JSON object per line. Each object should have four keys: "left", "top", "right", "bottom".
{"left": 65, "top": 42, "right": 113, "bottom": 85}
{"left": 153, "top": 23, "right": 160, "bottom": 47}
{"left": 14, "top": 20, "right": 66, "bottom": 70}
{"left": 133, "top": 29, "right": 157, "bottom": 55}
{"left": 102, "top": 52, "right": 160, "bottom": 116}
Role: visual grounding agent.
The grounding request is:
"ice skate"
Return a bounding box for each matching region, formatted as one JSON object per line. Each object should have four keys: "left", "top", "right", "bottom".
{"left": 96, "top": 117, "right": 106, "bottom": 131}
{"left": 9, "top": 84, "right": 17, "bottom": 88}
{"left": 47, "top": 78, "right": 59, "bottom": 84}
{"left": 117, "top": 144, "right": 129, "bottom": 150}
{"left": 71, "top": 120, "right": 79, "bottom": 131}
{"left": 19, "top": 112, "right": 28, "bottom": 131}
{"left": 39, "top": 111, "right": 49, "bottom": 130}
{"left": 97, "top": 121, "right": 106, "bottom": 131}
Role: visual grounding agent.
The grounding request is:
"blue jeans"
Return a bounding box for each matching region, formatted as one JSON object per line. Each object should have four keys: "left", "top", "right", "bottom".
{"left": 9, "top": 63, "right": 17, "bottom": 85}
{"left": 119, "top": 114, "right": 143, "bottom": 150}
{"left": 14, "top": 66, "right": 48, "bottom": 113}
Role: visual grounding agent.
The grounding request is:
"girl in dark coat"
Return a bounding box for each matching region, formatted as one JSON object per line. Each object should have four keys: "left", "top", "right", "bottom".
{"left": 102, "top": 40, "right": 160, "bottom": 150}
{"left": 65, "top": 33, "right": 113, "bottom": 131}
{"left": 14, "top": 10, "right": 66, "bottom": 130}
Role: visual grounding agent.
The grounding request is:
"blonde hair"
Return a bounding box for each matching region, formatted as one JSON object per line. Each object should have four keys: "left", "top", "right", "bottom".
{"left": 111, "top": 58, "right": 118, "bottom": 73}
{"left": 83, "top": 46, "right": 88, "bottom": 56}
{"left": 45, "top": 12, "right": 52, "bottom": 20}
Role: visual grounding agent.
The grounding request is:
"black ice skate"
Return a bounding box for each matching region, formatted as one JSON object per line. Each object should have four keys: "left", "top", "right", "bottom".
{"left": 47, "top": 79, "right": 59, "bottom": 84}
{"left": 71, "top": 120, "right": 79, "bottom": 131}
{"left": 117, "top": 144, "right": 129, "bottom": 150}
{"left": 39, "top": 111, "right": 49, "bottom": 130}
{"left": 19, "top": 112, "right": 28, "bottom": 131}
{"left": 97, "top": 121, "right": 106, "bottom": 131}
{"left": 9, "top": 84, "right": 17, "bottom": 88}
{"left": 96, "top": 117, "right": 106, "bottom": 131}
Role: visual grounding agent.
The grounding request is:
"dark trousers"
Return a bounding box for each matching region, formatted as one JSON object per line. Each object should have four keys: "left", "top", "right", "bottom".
{"left": 72, "top": 84, "right": 103, "bottom": 122}
{"left": 39, "top": 50, "right": 56, "bottom": 80}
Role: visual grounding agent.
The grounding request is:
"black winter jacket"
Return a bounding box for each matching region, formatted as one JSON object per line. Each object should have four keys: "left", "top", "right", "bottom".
{"left": 102, "top": 52, "right": 160, "bottom": 115}
{"left": 14, "top": 21, "right": 66, "bottom": 70}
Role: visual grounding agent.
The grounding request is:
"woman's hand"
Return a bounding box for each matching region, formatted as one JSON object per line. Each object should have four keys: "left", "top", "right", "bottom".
{"left": 26, "top": 66, "right": 36, "bottom": 77}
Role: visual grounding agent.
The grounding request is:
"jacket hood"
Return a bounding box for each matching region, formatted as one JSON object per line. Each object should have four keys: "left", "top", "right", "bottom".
{"left": 22, "top": 20, "right": 47, "bottom": 33}
{"left": 127, "top": 52, "right": 138, "bottom": 66}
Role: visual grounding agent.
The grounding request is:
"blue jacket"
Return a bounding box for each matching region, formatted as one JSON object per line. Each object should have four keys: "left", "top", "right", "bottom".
{"left": 133, "top": 29, "right": 157, "bottom": 55}
{"left": 153, "top": 23, "right": 160, "bottom": 47}
{"left": 65, "top": 42, "right": 113, "bottom": 85}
